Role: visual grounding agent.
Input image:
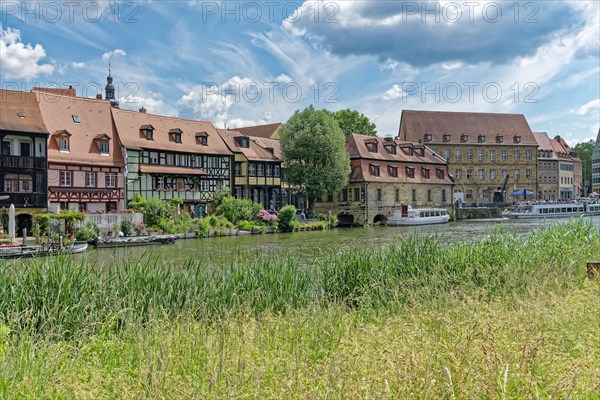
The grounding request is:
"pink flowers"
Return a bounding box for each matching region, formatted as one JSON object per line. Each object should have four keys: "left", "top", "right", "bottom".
{"left": 257, "top": 209, "right": 277, "bottom": 223}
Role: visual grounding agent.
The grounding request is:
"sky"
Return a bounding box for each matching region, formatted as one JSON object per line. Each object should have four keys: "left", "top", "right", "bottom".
{"left": 1, "top": 0, "right": 599, "bottom": 145}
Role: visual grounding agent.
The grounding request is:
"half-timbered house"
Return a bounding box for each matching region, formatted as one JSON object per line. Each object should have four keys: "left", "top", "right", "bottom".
{"left": 111, "top": 108, "right": 232, "bottom": 217}
{"left": 33, "top": 88, "right": 126, "bottom": 212}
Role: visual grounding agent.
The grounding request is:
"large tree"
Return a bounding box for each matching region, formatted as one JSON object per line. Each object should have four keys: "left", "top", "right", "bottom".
{"left": 280, "top": 106, "right": 350, "bottom": 210}
{"left": 573, "top": 139, "right": 596, "bottom": 193}
{"left": 327, "top": 109, "right": 377, "bottom": 137}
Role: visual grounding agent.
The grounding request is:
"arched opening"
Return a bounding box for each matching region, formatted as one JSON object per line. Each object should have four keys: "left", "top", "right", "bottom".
{"left": 373, "top": 214, "right": 387, "bottom": 225}
{"left": 337, "top": 213, "right": 354, "bottom": 227}
{"left": 17, "top": 213, "right": 32, "bottom": 237}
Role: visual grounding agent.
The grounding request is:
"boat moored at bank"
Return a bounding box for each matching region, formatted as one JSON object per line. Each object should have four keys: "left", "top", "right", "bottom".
{"left": 387, "top": 205, "right": 450, "bottom": 226}
{"left": 503, "top": 202, "right": 600, "bottom": 219}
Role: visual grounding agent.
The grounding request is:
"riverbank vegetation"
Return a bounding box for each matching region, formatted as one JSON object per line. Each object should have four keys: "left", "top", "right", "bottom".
{"left": 1, "top": 220, "right": 599, "bottom": 398}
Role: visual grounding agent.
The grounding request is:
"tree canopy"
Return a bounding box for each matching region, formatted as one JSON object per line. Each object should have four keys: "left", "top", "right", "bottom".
{"left": 573, "top": 139, "right": 596, "bottom": 193}
{"left": 326, "top": 109, "right": 377, "bottom": 137}
{"left": 280, "top": 106, "right": 350, "bottom": 208}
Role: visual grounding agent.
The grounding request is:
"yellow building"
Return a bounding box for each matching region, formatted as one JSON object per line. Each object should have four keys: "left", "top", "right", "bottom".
{"left": 399, "top": 110, "right": 538, "bottom": 203}
{"left": 218, "top": 130, "right": 282, "bottom": 210}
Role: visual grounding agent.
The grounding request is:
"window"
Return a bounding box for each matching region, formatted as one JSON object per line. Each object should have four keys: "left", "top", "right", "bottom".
{"left": 274, "top": 165, "right": 280, "bottom": 177}
{"left": 178, "top": 154, "right": 189, "bottom": 167}
{"left": 142, "top": 126, "right": 154, "bottom": 140}
{"left": 401, "top": 146, "right": 413, "bottom": 156}
{"left": 395, "top": 189, "right": 400, "bottom": 201}
{"left": 442, "top": 189, "right": 446, "bottom": 202}
{"left": 502, "top": 169, "right": 508, "bottom": 178}
{"left": 412, "top": 189, "right": 416, "bottom": 202}
{"left": 422, "top": 168, "right": 430, "bottom": 179}
{"left": 455, "top": 169, "right": 462, "bottom": 179}
{"left": 467, "top": 149, "right": 473, "bottom": 160}
{"left": 437, "top": 169, "right": 445, "bottom": 179}
{"left": 496, "top": 135, "right": 504, "bottom": 143}
{"left": 427, "top": 189, "right": 432, "bottom": 202}
{"left": 443, "top": 149, "right": 450, "bottom": 160}
{"left": 478, "top": 169, "right": 484, "bottom": 179}
{"left": 478, "top": 135, "right": 486, "bottom": 143}
{"left": 155, "top": 176, "right": 165, "bottom": 190}
{"left": 461, "top": 134, "right": 469, "bottom": 142}
{"left": 525, "top": 169, "right": 532, "bottom": 179}
{"left": 389, "top": 166, "right": 398, "bottom": 177}
{"left": 406, "top": 167, "right": 415, "bottom": 178}
{"left": 424, "top": 133, "right": 432, "bottom": 142}
{"left": 105, "top": 173, "right": 116, "bottom": 188}
{"left": 501, "top": 149, "right": 507, "bottom": 161}
{"left": 341, "top": 189, "right": 349, "bottom": 202}
{"left": 514, "top": 169, "right": 521, "bottom": 180}
{"left": 72, "top": 114, "right": 80, "bottom": 123}
{"left": 489, "top": 150, "right": 495, "bottom": 161}
{"left": 4, "top": 174, "right": 32, "bottom": 193}
{"left": 266, "top": 164, "right": 273, "bottom": 177}
{"left": 466, "top": 189, "right": 473, "bottom": 199}
{"left": 478, "top": 149, "right": 484, "bottom": 161}
{"left": 20, "top": 142, "right": 31, "bottom": 156}
{"left": 354, "top": 187, "right": 361, "bottom": 201}
{"left": 85, "top": 172, "right": 96, "bottom": 187}
{"left": 59, "top": 137, "right": 69, "bottom": 152}
{"left": 199, "top": 136, "right": 208, "bottom": 146}
{"left": 384, "top": 144, "right": 396, "bottom": 154}
{"left": 98, "top": 141, "right": 109, "bottom": 155}
{"left": 376, "top": 188, "right": 382, "bottom": 201}
{"left": 514, "top": 135, "right": 522, "bottom": 144}
{"left": 234, "top": 162, "right": 243, "bottom": 176}
{"left": 466, "top": 169, "right": 473, "bottom": 179}
{"left": 526, "top": 150, "right": 532, "bottom": 160}
{"left": 149, "top": 152, "right": 159, "bottom": 164}
{"left": 489, "top": 169, "right": 496, "bottom": 179}
{"left": 60, "top": 171, "right": 72, "bottom": 187}
{"left": 455, "top": 149, "right": 462, "bottom": 161}
{"left": 17, "top": 111, "right": 25, "bottom": 118}
{"left": 248, "top": 163, "right": 256, "bottom": 176}
{"left": 514, "top": 150, "right": 520, "bottom": 160}
{"left": 257, "top": 164, "right": 265, "bottom": 176}
{"left": 166, "top": 154, "right": 175, "bottom": 166}
{"left": 443, "top": 134, "right": 451, "bottom": 142}
{"left": 370, "top": 164, "right": 380, "bottom": 176}
{"left": 366, "top": 142, "right": 378, "bottom": 152}
{"left": 173, "top": 133, "right": 182, "bottom": 143}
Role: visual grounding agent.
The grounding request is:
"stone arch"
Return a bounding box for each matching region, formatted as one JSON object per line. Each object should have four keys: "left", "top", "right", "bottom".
{"left": 337, "top": 213, "right": 354, "bottom": 227}
{"left": 373, "top": 214, "right": 387, "bottom": 225}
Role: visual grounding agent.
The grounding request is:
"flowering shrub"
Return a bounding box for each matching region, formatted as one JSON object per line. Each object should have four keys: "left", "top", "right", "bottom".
{"left": 257, "top": 209, "right": 278, "bottom": 223}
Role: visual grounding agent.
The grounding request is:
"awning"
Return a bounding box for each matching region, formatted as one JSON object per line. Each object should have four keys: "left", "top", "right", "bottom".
{"left": 139, "top": 165, "right": 205, "bottom": 175}
{"left": 511, "top": 189, "right": 534, "bottom": 196}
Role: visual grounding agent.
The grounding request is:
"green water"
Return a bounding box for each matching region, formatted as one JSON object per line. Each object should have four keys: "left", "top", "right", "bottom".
{"left": 82, "top": 216, "right": 600, "bottom": 267}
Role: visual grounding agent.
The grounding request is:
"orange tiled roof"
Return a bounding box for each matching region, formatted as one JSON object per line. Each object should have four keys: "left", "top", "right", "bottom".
{"left": 111, "top": 108, "right": 232, "bottom": 156}
{"left": 533, "top": 132, "right": 559, "bottom": 160}
{"left": 218, "top": 129, "right": 279, "bottom": 162}
{"left": 0, "top": 90, "right": 49, "bottom": 135}
{"left": 249, "top": 136, "right": 282, "bottom": 159}
{"left": 33, "top": 91, "right": 124, "bottom": 167}
{"left": 235, "top": 123, "right": 282, "bottom": 139}
{"left": 346, "top": 133, "right": 447, "bottom": 165}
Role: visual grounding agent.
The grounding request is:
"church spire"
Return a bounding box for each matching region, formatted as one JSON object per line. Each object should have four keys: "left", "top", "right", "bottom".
{"left": 105, "top": 63, "right": 119, "bottom": 107}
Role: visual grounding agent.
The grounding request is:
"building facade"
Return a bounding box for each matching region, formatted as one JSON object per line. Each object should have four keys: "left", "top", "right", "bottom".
{"left": 0, "top": 90, "right": 49, "bottom": 236}
{"left": 111, "top": 108, "right": 232, "bottom": 217}
{"left": 593, "top": 129, "right": 600, "bottom": 194}
{"left": 553, "top": 136, "right": 581, "bottom": 199}
{"left": 314, "top": 134, "right": 454, "bottom": 225}
{"left": 34, "top": 88, "right": 126, "bottom": 213}
{"left": 533, "top": 132, "right": 560, "bottom": 201}
{"left": 398, "top": 110, "right": 538, "bottom": 204}
{"left": 218, "top": 130, "right": 282, "bottom": 210}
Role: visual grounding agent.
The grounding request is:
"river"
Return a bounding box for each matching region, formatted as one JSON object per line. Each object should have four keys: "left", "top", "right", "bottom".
{"left": 83, "top": 216, "right": 600, "bottom": 267}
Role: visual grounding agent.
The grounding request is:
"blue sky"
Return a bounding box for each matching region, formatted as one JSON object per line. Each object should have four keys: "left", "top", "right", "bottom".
{"left": 1, "top": 1, "right": 598, "bottom": 145}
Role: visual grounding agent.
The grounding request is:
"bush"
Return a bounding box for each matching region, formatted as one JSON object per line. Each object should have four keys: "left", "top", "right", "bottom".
{"left": 120, "top": 220, "right": 134, "bottom": 237}
{"left": 216, "top": 196, "right": 261, "bottom": 225}
{"left": 277, "top": 205, "right": 298, "bottom": 232}
{"left": 195, "top": 217, "right": 211, "bottom": 238}
{"left": 75, "top": 228, "right": 96, "bottom": 241}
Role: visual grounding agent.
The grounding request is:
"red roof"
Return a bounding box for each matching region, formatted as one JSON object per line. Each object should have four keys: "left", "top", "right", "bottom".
{"left": 235, "top": 123, "right": 282, "bottom": 139}
{"left": 0, "top": 90, "right": 49, "bottom": 135}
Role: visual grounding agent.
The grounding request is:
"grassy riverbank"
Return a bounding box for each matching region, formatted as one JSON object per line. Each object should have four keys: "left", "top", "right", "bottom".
{"left": 1, "top": 220, "right": 599, "bottom": 398}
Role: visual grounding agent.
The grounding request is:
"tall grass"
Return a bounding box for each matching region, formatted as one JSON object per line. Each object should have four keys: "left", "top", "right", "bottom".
{"left": 0, "top": 220, "right": 598, "bottom": 340}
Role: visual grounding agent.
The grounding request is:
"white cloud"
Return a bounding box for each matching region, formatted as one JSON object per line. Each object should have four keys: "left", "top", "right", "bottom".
{"left": 383, "top": 84, "right": 404, "bottom": 100}
{"left": 71, "top": 62, "right": 85, "bottom": 69}
{"left": 275, "top": 74, "right": 292, "bottom": 83}
{"left": 102, "top": 49, "right": 127, "bottom": 61}
{"left": 575, "top": 99, "right": 600, "bottom": 115}
{"left": 0, "top": 25, "right": 54, "bottom": 79}
{"left": 119, "top": 91, "right": 176, "bottom": 117}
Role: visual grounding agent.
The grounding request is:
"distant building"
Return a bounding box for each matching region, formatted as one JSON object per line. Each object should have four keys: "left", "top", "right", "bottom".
{"left": 553, "top": 135, "right": 582, "bottom": 199}
{"left": 218, "top": 129, "right": 281, "bottom": 210}
{"left": 111, "top": 108, "right": 232, "bottom": 217}
{"left": 33, "top": 88, "right": 126, "bottom": 213}
{"left": 593, "top": 129, "right": 600, "bottom": 194}
{"left": 533, "top": 132, "right": 560, "bottom": 201}
{"left": 235, "top": 123, "right": 283, "bottom": 139}
{"left": 314, "top": 133, "right": 454, "bottom": 225}
{"left": 398, "top": 110, "right": 538, "bottom": 203}
{"left": 0, "top": 89, "right": 49, "bottom": 235}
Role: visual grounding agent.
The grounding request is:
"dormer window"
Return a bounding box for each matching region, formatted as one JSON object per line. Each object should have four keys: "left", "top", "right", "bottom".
{"left": 196, "top": 132, "right": 209, "bottom": 146}
{"left": 369, "top": 164, "right": 380, "bottom": 176}
{"left": 141, "top": 125, "right": 155, "bottom": 140}
{"left": 461, "top": 134, "right": 469, "bottom": 142}
{"left": 384, "top": 144, "right": 396, "bottom": 154}
{"left": 496, "top": 135, "right": 504, "bottom": 143}
{"left": 401, "top": 146, "right": 413, "bottom": 156}
{"left": 53, "top": 130, "right": 71, "bottom": 152}
{"left": 514, "top": 135, "right": 522, "bottom": 144}
{"left": 365, "top": 141, "right": 378, "bottom": 153}
{"left": 414, "top": 147, "right": 424, "bottom": 156}
{"left": 93, "top": 134, "right": 111, "bottom": 155}
{"left": 59, "top": 138, "right": 69, "bottom": 152}
{"left": 443, "top": 134, "right": 451, "bottom": 142}
{"left": 169, "top": 128, "right": 183, "bottom": 144}
{"left": 235, "top": 136, "right": 250, "bottom": 148}
{"left": 436, "top": 169, "right": 445, "bottom": 179}
{"left": 265, "top": 147, "right": 274, "bottom": 155}
{"left": 424, "top": 133, "right": 432, "bottom": 142}
{"left": 17, "top": 112, "right": 25, "bottom": 119}
{"left": 72, "top": 114, "right": 81, "bottom": 123}
{"left": 478, "top": 135, "right": 486, "bottom": 143}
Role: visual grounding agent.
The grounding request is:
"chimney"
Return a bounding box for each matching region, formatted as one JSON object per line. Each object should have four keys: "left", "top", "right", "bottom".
{"left": 96, "top": 94, "right": 103, "bottom": 100}
{"left": 139, "top": 107, "right": 146, "bottom": 113}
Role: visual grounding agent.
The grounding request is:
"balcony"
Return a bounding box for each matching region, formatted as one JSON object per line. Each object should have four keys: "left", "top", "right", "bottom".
{"left": 0, "top": 192, "right": 47, "bottom": 208}
{"left": 1, "top": 155, "right": 47, "bottom": 170}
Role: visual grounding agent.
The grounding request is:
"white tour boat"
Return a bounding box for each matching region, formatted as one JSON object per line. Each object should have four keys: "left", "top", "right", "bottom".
{"left": 387, "top": 205, "right": 450, "bottom": 226}
{"left": 503, "top": 202, "right": 600, "bottom": 219}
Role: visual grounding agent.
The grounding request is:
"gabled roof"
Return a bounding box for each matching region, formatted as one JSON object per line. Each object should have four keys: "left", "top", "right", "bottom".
{"left": 533, "top": 132, "right": 558, "bottom": 160}
{"left": 217, "top": 129, "right": 280, "bottom": 162}
{"left": 33, "top": 91, "right": 124, "bottom": 167}
{"left": 346, "top": 133, "right": 447, "bottom": 165}
{"left": 0, "top": 89, "right": 49, "bottom": 135}
{"left": 399, "top": 110, "right": 537, "bottom": 146}
{"left": 249, "top": 137, "right": 282, "bottom": 159}
{"left": 111, "top": 108, "right": 231, "bottom": 156}
{"left": 235, "top": 123, "right": 283, "bottom": 139}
